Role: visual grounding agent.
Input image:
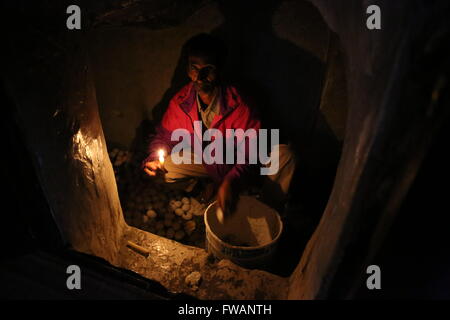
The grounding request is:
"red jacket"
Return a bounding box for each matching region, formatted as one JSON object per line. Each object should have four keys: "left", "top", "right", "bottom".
{"left": 143, "top": 82, "right": 261, "bottom": 185}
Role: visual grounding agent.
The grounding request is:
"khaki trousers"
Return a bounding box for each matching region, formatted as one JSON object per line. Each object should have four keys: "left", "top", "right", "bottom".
{"left": 161, "top": 144, "right": 296, "bottom": 209}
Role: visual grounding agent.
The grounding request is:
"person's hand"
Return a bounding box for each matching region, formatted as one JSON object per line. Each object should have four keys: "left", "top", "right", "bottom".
{"left": 143, "top": 161, "right": 166, "bottom": 177}
{"left": 199, "top": 182, "right": 217, "bottom": 204}
{"left": 217, "top": 178, "right": 239, "bottom": 220}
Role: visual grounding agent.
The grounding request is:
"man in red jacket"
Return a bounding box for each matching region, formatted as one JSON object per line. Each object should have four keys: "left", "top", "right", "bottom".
{"left": 143, "top": 34, "right": 295, "bottom": 217}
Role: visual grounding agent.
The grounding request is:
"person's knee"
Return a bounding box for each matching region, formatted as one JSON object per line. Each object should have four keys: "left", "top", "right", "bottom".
{"left": 157, "top": 157, "right": 196, "bottom": 191}
{"left": 266, "top": 144, "right": 295, "bottom": 175}
{"left": 163, "top": 154, "right": 208, "bottom": 184}
{"left": 278, "top": 144, "right": 295, "bottom": 166}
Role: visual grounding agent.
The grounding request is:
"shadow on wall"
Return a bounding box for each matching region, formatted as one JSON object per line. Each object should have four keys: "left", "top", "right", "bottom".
{"left": 134, "top": 1, "right": 344, "bottom": 230}
{"left": 149, "top": 0, "right": 328, "bottom": 154}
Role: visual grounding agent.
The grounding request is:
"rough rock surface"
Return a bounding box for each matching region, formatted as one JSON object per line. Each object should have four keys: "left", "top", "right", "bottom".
{"left": 119, "top": 226, "right": 288, "bottom": 299}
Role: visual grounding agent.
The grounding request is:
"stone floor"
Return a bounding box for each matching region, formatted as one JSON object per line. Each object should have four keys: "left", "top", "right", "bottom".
{"left": 117, "top": 225, "right": 289, "bottom": 299}
{"left": 107, "top": 140, "right": 318, "bottom": 298}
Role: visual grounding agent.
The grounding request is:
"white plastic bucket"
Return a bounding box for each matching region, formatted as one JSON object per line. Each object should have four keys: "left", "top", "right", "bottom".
{"left": 204, "top": 196, "right": 283, "bottom": 269}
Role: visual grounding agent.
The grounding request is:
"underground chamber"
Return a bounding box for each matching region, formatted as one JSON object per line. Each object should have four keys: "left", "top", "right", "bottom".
{"left": 3, "top": 0, "right": 449, "bottom": 300}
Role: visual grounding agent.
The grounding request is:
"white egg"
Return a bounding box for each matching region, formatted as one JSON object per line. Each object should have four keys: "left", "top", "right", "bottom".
{"left": 192, "top": 207, "right": 205, "bottom": 216}
{"left": 174, "top": 201, "right": 182, "bottom": 208}
{"left": 184, "top": 220, "right": 196, "bottom": 235}
{"left": 146, "top": 209, "right": 157, "bottom": 219}
{"left": 174, "top": 230, "right": 185, "bottom": 240}
{"left": 174, "top": 208, "right": 184, "bottom": 216}
{"left": 181, "top": 212, "right": 193, "bottom": 220}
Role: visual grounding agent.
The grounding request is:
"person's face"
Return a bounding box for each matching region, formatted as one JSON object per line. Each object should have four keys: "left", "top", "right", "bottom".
{"left": 187, "top": 55, "right": 218, "bottom": 93}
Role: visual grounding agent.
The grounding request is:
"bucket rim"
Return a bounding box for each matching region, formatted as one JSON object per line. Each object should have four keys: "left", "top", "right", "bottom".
{"left": 204, "top": 199, "right": 284, "bottom": 251}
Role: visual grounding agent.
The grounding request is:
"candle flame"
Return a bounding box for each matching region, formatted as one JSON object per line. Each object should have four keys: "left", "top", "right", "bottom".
{"left": 158, "top": 149, "right": 165, "bottom": 164}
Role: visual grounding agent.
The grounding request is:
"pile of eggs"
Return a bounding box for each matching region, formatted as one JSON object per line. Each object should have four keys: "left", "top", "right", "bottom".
{"left": 108, "top": 148, "right": 132, "bottom": 184}
{"left": 108, "top": 147, "right": 207, "bottom": 248}
{"left": 126, "top": 187, "right": 206, "bottom": 243}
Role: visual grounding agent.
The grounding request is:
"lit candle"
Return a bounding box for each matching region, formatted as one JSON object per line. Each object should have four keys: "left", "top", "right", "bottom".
{"left": 158, "top": 149, "right": 165, "bottom": 166}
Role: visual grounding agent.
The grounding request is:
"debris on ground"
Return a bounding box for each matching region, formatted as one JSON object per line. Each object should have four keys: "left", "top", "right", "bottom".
{"left": 185, "top": 271, "right": 202, "bottom": 291}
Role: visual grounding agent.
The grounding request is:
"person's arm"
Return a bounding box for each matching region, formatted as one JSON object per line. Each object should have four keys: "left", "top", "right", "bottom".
{"left": 223, "top": 111, "right": 261, "bottom": 186}
{"left": 141, "top": 98, "right": 184, "bottom": 170}
{"left": 143, "top": 125, "right": 173, "bottom": 164}
{"left": 217, "top": 102, "right": 261, "bottom": 217}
